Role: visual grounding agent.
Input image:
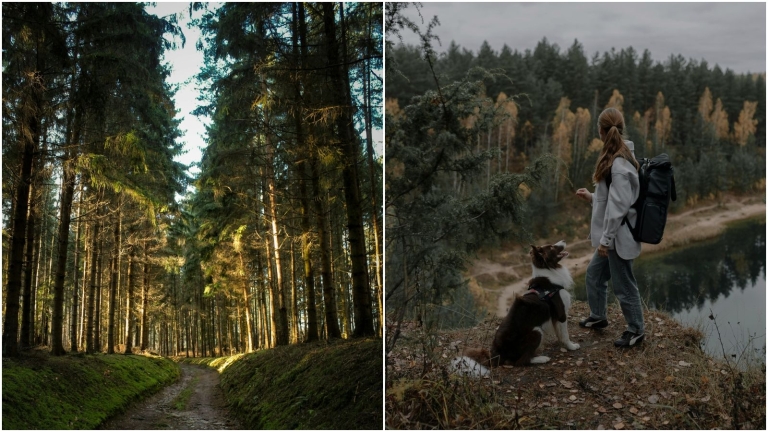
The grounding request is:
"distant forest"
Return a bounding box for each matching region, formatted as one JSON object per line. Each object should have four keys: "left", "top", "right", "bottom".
{"left": 387, "top": 38, "right": 766, "bottom": 213}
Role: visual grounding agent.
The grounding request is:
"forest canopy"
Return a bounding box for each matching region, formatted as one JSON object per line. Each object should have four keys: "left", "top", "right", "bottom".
{"left": 2, "top": 2, "right": 383, "bottom": 359}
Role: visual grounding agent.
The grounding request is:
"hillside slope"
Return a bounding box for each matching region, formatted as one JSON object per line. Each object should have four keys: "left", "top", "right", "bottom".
{"left": 179, "top": 337, "right": 383, "bottom": 430}
{"left": 2, "top": 352, "right": 179, "bottom": 430}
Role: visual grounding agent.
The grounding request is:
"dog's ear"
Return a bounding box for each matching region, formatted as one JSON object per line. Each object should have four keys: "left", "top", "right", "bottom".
{"left": 530, "top": 244, "right": 539, "bottom": 254}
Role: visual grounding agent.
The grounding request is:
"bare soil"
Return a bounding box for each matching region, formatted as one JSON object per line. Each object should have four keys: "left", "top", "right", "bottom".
{"left": 386, "top": 302, "right": 766, "bottom": 429}
{"left": 100, "top": 363, "right": 240, "bottom": 430}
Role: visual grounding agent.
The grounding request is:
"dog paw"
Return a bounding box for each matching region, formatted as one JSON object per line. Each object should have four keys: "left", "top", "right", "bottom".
{"left": 566, "top": 342, "right": 580, "bottom": 350}
{"left": 530, "top": 356, "right": 550, "bottom": 364}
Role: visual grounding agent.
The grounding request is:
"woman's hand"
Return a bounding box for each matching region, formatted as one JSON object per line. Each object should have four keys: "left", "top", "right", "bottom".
{"left": 598, "top": 244, "right": 609, "bottom": 257}
{"left": 575, "top": 188, "right": 592, "bottom": 203}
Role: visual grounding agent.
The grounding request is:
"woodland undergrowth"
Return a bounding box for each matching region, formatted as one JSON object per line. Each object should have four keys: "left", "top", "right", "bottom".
{"left": 385, "top": 301, "right": 766, "bottom": 429}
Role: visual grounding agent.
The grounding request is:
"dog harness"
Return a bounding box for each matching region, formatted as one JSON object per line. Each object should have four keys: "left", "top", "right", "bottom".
{"left": 526, "top": 281, "right": 564, "bottom": 303}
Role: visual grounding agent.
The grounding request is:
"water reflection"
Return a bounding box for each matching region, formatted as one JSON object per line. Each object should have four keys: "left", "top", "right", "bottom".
{"left": 573, "top": 219, "right": 766, "bottom": 363}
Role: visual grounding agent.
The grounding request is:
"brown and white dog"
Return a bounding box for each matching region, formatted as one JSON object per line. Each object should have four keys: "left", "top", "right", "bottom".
{"left": 452, "top": 241, "right": 580, "bottom": 377}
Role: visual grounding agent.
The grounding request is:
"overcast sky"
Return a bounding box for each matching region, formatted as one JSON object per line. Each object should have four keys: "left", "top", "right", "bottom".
{"left": 395, "top": 2, "right": 766, "bottom": 74}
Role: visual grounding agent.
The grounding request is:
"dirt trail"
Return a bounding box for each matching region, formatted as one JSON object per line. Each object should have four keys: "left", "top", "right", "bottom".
{"left": 100, "top": 363, "right": 240, "bottom": 430}
{"left": 489, "top": 196, "right": 765, "bottom": 317}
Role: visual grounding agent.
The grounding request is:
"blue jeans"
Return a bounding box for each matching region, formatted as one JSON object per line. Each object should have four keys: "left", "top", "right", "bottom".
{"left": 585, "top": 248, "right": 645, "bottom": 334}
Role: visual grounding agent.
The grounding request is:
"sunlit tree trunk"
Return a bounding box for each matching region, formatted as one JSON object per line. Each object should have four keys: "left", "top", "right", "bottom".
{"left": 69, "top": 182, "right": 84, "bottom": 352}
{"left": 123, "top": 247, "right": 136, "bottom": 354}
{"left": 107, "top": 198, "right": 122, "bottom": 354}
{"left": 86, "top": 202, "right": 103, "bottom": 353}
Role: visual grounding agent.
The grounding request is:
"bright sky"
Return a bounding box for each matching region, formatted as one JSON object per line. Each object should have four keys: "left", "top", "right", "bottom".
{"left": 148, "top": 2, "right": 209, "bottom": 181}
{"left": 147, "top": 3, "right": 383, "bottom": 195}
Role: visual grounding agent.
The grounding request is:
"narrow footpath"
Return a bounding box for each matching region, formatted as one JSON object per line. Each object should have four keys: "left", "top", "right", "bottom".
{"left": 100, "top": 363, "right": 240, "bottom": 430}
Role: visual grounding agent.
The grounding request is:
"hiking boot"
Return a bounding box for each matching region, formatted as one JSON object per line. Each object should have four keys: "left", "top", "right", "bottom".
{"left": 614, "top": 331, "right": 645, "bottom": 348}
{"left": 579, "top": 317, "right": 608, "bottom": 329}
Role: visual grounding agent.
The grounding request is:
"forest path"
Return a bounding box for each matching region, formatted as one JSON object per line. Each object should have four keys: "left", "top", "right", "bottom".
{"left": 100, "top": 363, "right": 240, "bottom": 430}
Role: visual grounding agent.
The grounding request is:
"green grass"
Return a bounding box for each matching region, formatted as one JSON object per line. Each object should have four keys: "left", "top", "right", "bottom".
{"left": 172, "top": 376, "right": 199, "bottom": 410}
{"left": 177, "top": 338, "right": 382, "bottom": 430}
{"left": 2, "top": 352, "right": 179, "bottom": 429}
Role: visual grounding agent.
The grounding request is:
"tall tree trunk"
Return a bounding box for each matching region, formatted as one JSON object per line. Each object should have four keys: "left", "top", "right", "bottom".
{"left": 140, "top": 258, "right": 149, "bottom": 351}
{"left": 3, "top": 93, "right": 40, "bottom": 356}
{"left": 363, "top": 3, "right": 383, "bottom": 335}
{"left": 86, "top": 202, "right": 102, "bottom": 353}
{"left": 237, "top": 253, "right": 254, "bottom": 352}
{"left": 79, "top": 220, "right": 90, "bottom": 350}
{"left": 70, "top": 182, "right": 84, "bottom": 351}
{"left": 322, "top": 2, "right": 375, "bottom": 337}
{"left": 94, "top": 238, "right": 104, "bottom": 351}
{"left": 290, "top": 241, "right": 299, "bottom": 344}
{"left": 123, "top": 248, "right": 136, "bottom": 354}
{"left": 21, "top": 185, "right": 39, "bottom": 349}
{"left": 258, "top": 84, "right": 289, "bottom": 346}
{"left": 311, "top": 158, "right": 341, "bottom": 339}
{"left": 107, "top": 198, "right": 121, "bottom": 354}
{"left": 295, "top": 1, "right": 320, "bottom": 343}
{"left": 263, "top": 236, "right": 279, "bottom": 348}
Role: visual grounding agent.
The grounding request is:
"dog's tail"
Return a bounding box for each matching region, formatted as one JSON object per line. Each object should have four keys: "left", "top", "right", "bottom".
{"left": 450, "top": 347, "right": 491, "bottom": 378}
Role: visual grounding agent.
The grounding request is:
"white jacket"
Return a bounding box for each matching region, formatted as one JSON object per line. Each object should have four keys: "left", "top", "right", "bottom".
{"left": 589, "top": 141, "right": 641, "bottom": 260}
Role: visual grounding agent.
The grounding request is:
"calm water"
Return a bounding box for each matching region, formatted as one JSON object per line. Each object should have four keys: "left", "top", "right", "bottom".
{"left": 573, "top": 218, "right": 766, "bottom": 364}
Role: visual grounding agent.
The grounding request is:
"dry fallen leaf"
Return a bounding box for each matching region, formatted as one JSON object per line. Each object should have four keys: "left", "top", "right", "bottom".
{"left": 678, "top": 360, "right": 691, "bottom": 367}
{"left": 629, "top": 407, "right": 639, "bottom": 414}
{"left": 614, "top": 422, "right": 625, "bottom": 430}
{"left": 665, "top": 376, "right": 674, "bottom": 382}
{"left": 642, "top": 416, "right": 651, "bottom": 421}
{"left": 701, "top": 376, "right": 710, "bottom": 385}
{"left": 648, "top": 395, "right": 659, "bottom": 404}
{"left": 598, "top": 407, "right": 607, "bottom": 413}
{"left": 569, "top": 395, "right": 577, "bottom": 401}
{"left": 701, "top": 395, "right": 711, "bottom": 402}
{"left": 613, "top": 402, "right": 623, "bottom": 409}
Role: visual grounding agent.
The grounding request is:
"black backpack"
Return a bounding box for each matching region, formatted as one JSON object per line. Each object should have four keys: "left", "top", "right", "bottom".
{"left": 606, "top": 153, "right": 677, "bottom": 244}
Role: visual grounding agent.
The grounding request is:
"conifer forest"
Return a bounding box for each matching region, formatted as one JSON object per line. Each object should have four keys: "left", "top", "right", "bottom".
{"left": 2, "top": 2, "right": 383, "bottom": 359}
{"left": 384, "top": 2, "right": 765, "bottom": 333}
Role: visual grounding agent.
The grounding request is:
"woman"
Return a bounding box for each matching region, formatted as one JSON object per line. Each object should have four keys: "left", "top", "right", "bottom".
{"left": 575, "top": 107, "right": 645, "bottom": 348}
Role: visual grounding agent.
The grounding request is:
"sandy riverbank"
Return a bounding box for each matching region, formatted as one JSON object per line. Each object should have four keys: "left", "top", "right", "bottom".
{"left": 485, "top": 195, "right": 765, "bottom": 317}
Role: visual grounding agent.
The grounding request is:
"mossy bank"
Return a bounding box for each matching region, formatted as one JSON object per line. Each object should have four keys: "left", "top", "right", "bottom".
{"left": 177, "top": 337, "right": 382, "bottom": 429}
{"left": 2, "top": 352, "right": 179, "bottom": 429}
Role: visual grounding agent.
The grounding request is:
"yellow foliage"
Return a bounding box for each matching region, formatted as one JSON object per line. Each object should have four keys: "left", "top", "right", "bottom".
{"left": 697, "top": 87, "right": 713, "bottom": 122}
{"left": 711, "top": 99, "right": 729, "bottom": 140}
{"left": 552, "top": 97, "right": 575, "bottom": 165}
{"left": 385, "top": 98, "right": 401, "bottom": 118}
{"left": 518, "top": 183, "right": 532, "bottom": 199}
{"left": 604, "top": 89, "right": 624, "bottom": 114}
{"left": 654, "top": 93, "right": 671, "bottom": 149}
{"left": 588, "top": 138, "right": 604, "bottom": 154}
{"left": 733, "top": 100, "right": 758, "bottom": 146}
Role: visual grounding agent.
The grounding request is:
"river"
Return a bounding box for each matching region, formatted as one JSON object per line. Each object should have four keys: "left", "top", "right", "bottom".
{"left": 572, "top": 218, "right": 766, "bottom": 365}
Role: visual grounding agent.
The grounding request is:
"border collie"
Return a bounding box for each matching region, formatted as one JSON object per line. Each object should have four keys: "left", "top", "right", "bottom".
{"left": 451, "top": 241, "right": 579, "bottom": 377}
